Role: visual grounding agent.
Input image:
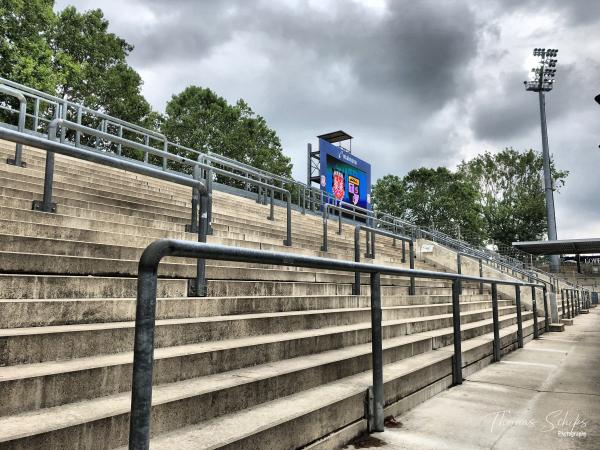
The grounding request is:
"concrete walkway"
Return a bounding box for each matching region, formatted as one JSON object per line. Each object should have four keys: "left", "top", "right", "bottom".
{"left": 360, "top": 308, "right": 600, "bottom": 449}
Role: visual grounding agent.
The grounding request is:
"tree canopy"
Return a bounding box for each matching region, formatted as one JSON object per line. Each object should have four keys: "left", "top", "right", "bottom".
{"left": 162, "top": 86, "right": 292, "bottom": 177}
{"left": 0, "top": 1, "right": 151, "bottom": 124}
{"left": 1, "top": 1, "right": 292, "bottom": 178}
{"left": 373, "top": 168, "right": 485, "bottom": 243}
{"left": 372, "top": 148, "right": 568, "bottom": 246}
{"left": 458, "top": 148, "right": 568, "bottom": 244}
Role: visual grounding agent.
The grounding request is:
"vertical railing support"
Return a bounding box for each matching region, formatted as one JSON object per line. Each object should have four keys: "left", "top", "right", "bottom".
{"left": 409, "top": 240, "right": 416, "bottom": 295}
{"left": 320, "top": 203, "right": 328, "bottom": 252}
{"left": 515, "top": 285, "right": 523, "bottom": 348}
{"left": 532, "top": 287, "right": 539, "bottom": 339}
{"left": 479, "top": 258, "right": 484, "bottom": 295}
{"left": 267, "top": 188, "right": 274, "bottom": 221}
{"left": 185, "top": 165, "right": 200, "bottom": 233}
{"left": 284, "top": 192, "right": 292, "bottom": 246}
{"left": 190, "top": 194, "right": 208, "bottom": 298}
{"left": 353, "top": 226, "right": 361, "bottom": 295}
{"left": 6, "top": 89, "right": 27, "bottom": 167}
{"left": 369, "top": 272, "right": 385, "bottom": 433}
{"left": 491, "top": 283, "right": 501, "bottom": 362}
{"left": 561, "top": 289, "right": 565, "bottom": 319}
{"left": 401, "top": 240, "right": 406, "bottom": 263}
{"left": 542, "top": 286, "right": 550, "bottom": 332}
{"left": 371, "top": 232, "right": 376, "bottom": 259}
{"left": 451, "top": 279, "right": 463, "bottom": 385}
{"left": 456, "top": 253, "right": 462, "bottom": 295}
{"left": 32, "top": 113, "right": 58, "bottom": 213}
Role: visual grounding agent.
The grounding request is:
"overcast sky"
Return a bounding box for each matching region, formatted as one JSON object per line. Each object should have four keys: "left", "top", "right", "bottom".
{"left": 55, "top": 0, "right": 600, "bottom": 239}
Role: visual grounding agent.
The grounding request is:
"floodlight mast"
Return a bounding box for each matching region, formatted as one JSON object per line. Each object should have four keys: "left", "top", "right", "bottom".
{"left": 524, "top": 48, "right": 560, "bottom": 272}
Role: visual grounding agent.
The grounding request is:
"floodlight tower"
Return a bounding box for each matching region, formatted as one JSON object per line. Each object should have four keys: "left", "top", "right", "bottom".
{"left": 524, "top": 48, "right": 560, "bottom": 272}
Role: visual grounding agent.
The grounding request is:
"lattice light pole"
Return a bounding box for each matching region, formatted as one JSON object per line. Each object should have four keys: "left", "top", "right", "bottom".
{"left": 524, "top": 48, "right": 560, "bottom": 272}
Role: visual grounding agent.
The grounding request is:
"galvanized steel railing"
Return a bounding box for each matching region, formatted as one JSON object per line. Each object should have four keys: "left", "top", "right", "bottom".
{"left": 0, "top": 76, "right": 577, "bottom": 287}
{"left": 128, "top": 239, "right": 548, "bottom": 449}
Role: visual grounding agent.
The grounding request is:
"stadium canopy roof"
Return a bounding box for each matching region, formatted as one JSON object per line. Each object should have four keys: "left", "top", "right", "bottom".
{"left": 317, "top": 130, "right": 352, "bottom": 144}
{"left": 513, "top": 238, "right": 600, "bottom": 255}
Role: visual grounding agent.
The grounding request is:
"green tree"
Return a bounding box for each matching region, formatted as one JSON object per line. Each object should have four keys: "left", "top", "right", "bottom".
{"left": 0, "top": 1, "right": 151, "bottom": 124}
{"left": 458, "top": 148, "right": 568, "bottom": 245}
{"left": 372, "top": 168, "right": 485, "bottom": 243}
{"left": 0, "top": 0, "right": 57, "bottom": 92}
{"left": 162, "top": 86, "right": 292, "bottom": 177}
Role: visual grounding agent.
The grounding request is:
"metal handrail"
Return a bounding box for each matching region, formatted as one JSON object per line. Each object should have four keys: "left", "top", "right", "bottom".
{"left": 353, "top": 225, "right": 416, "bottom": 295}
{"left": 46, "top": 119, "right": 293, "bottom": 246}
{"left": 0, "top": 84, "right": 27, "bottom": 166}
{"left": 128, "top": 239, "right": 546, "bottom": 449}
{"left": 0, "top": 77, "right": 165, "bottom": 140}
{"left": 0, "top": 76, "right": 567, "bottom": 282}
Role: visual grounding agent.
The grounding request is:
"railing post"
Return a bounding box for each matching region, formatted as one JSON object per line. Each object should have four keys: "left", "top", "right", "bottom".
{"left": 479, "top": 258, "right": 484, "bottom": 295}
{"left": 320, "top": 203, "right": 328, "bottom": 252}
{"left": 6, "top": 90, "right": 27, "bottom": 167}
{"left": 129, "top": 261, "right": 158, "bottom": 449}
{"left": 190, "top": 194, "right": 208, "bottom": 298}
{"left": 515, "top": 285, "right": 523, "bottom": 348}
{"left": 268, "top": 188, "right": 274, "bottom": 221}
{"left": 567, "top": 290, "right": 572, "bottom": 319}
{"left": 33, "top": 97, "right": 40, "bottom": 132}
{"left": 532, "top": 286, "right": 539, "bottom": 339}
{"left": 371, "top": 232, "right": 376, "bottom": 259}
{"left": 185, "top": 165, "right": 200, "bottom": 233}
{"left": 32, "top": 115, "right": 58, "bottom": 213}
{"left": 162, "top": 139, "right": 168, "bottom": 170}
{"left": 451, "top": 279, "right": 463, "bottom": 385}
{"left": 542, "top": 286, "right": 549, "bottom": 332}
{"left": 143, "top": 135, "right": 149, "bottom": 163}
{"left": 491, "top": 283, "right": 501, "bottom": 362}
{"left": 409, "top": 240, "right": 416, "bottom": 295}
{"left": 456, "top": 253, "right": 462, "bottom": 295}
{"left": 401, "top": 240, "right": 406, "bottom": 263}
{"left": 75, "top": 106, "right": 82, "bottom": 147}
{"left": 206, "top": 168, "right": 213, "bottom": 235}
{"left": 369, "top": 272, "right": 384, "bottom": 433}
{"left": 561, "top": 289, "right": 565, "bottom": 319}
{"left": 353, "top": 226, "right": 361, "bottom": 295}
{"left": 284, "top": 192, "right": 292, "bottom": 246}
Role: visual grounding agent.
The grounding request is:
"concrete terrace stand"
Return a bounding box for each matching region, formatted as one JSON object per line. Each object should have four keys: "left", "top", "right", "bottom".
{"left": 0, "top": 140, "right": 579, "bottom": 449}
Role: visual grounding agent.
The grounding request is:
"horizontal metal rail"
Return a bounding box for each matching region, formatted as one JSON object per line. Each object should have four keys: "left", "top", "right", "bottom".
{"left": 129, "top": 239, "right": 545, "bottom": 449}
{"left": 0, "top": 127, "right": 205, "bottom": 192}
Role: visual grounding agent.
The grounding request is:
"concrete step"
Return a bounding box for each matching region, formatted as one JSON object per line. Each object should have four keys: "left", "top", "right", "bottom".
{"left": 0, "top": 295, "right": 505, "bottom": 328}
{"left": 0, "top": 309, "right": 527, "bottom": 417}
{"left": 0, "top": 196, "right": 187, "bottom": 232}
{"left": 0, "top": 144, "right": 193, "bottom": 195}
{"left": 0, "top": 306, "right": 518, "bottom": 366}
{"left": 143, "top": 318, "right": 544, "bottom": 450}
{"left": 0, "top": 317, "right": 543, "bottom": 449}
{"left": 0, "top": 165, "right": 191, "bottom": 208}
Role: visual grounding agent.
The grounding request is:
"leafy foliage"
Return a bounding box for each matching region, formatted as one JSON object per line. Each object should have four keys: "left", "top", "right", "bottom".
{"left": 372, "top": 148, "right": 568, "bottom": 246}
{"left": 162, "top": 86, "right": 292, "bottom": 178}
{"left": 0, "top": 1, "right": 151, "bottom": 124}
{"left": 373, "top": 168, "right": 485, "bottom": 244}
{"left": 458, "top": 148, "right": 568, "bottom": 244}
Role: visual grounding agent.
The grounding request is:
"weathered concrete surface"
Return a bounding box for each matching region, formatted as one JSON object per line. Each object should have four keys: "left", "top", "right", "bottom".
{"left": 360, "top": 308, "right": 600, "bottom": 450}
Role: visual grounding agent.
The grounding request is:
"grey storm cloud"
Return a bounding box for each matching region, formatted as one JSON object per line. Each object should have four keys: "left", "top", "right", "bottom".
{"left": 54, "top": 0, "right": 600, "bottom": 238}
